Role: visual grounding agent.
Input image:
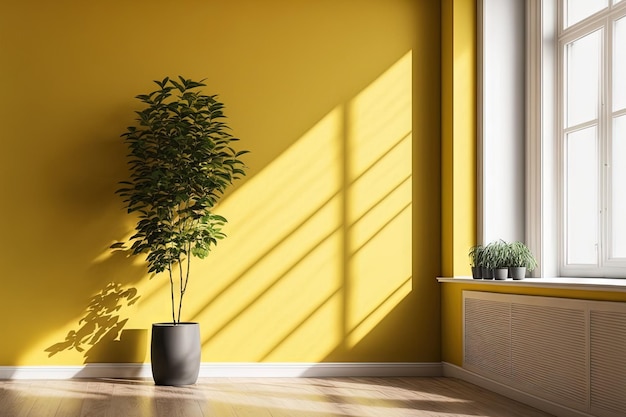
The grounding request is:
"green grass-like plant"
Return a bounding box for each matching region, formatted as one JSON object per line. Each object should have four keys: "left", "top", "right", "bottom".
{"left": 468, "top": 245, "right": 484, "bottom": 268}
{"left": 484, "top": 239, "right": 510, "bottom": 269}
{"left": 507, "top": 241, "right": 538, "bottom": 271}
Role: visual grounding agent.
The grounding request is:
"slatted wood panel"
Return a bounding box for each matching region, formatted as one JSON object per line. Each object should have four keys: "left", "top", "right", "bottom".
{"left": 464, "top": 297, "right": 511, "bottom": 379}
{"left": 590, "top": 310, "right": 626, "bottom": 417}
{"left": 0, "top": 377, "right": 555, "bottom": 417}
{"left": 511, "top": 303, "right": 587, "bottom": 411}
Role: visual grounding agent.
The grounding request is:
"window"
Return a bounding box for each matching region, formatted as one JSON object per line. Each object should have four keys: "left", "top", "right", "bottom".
{"left": 558, "top": 0, "right": 626, "bottom": 276}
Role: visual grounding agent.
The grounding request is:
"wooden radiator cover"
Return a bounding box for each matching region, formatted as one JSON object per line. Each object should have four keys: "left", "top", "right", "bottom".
{"left": 463, "top": 291, "right": 626, "bottom": 417}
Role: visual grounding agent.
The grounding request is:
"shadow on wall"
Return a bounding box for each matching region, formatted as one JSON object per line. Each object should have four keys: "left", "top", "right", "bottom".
{"left": 45, "top": 282, "right": 147, "bottom": 363}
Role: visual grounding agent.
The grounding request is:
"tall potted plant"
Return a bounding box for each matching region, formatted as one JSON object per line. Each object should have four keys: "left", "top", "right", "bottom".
{"left": 113, "top": 76, "right": 247, "bottom": 385}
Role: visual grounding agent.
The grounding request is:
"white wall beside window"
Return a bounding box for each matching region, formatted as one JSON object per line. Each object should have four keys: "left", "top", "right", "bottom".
{"left": 479, "top": 0, "right": 526, "bottom": 245}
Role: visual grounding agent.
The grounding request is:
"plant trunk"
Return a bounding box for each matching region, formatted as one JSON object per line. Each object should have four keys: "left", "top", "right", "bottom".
{"left": 168, "top": 267, "right": 176, "bottom": 324}
{"left": 176, "top": 249, "right": 192, "bottom": 324}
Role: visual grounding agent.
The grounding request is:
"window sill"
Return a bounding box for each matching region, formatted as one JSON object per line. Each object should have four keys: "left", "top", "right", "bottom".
{"left": 437, "top": 276, "right": 626, "bottom": 292}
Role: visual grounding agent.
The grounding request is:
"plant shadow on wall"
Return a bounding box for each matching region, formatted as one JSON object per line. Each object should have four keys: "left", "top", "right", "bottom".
{"left": 180, "top": 50, "right": 423, "bottom": 362}
{"left": 27, "top": 108, "right": 152, "bottom": 366}
{"left": 45, "top": 282, "right": 147, "bottom": 363}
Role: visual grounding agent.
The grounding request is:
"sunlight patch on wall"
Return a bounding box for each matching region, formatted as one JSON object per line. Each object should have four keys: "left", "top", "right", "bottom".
{"left": 186, "top": 51, "right": 413, "bottom": 360}
{"left": 190, "top": 109, "right": 344, "bottom": 361}
{"left": 346, "top": 51, "right": 413, "bottom": 348}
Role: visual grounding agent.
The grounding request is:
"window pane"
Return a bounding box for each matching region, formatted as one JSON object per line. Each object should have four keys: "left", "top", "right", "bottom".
{"left": 615, "top": 16, "right": 626, "bottom": 112}
{"left": 565, "top": 0, "right": 607, "bottom": 28}
{"left": 611, "top": 115, "right": 626, "bottom": 258}
{"left": 566, "top": 30, "right": 602, "bottom": 127}
{"left": 566, "top": 126, "right": 598, "bottom": 265}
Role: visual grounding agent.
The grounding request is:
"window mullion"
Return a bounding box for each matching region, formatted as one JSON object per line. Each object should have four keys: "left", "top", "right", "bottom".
{"left": 601, "top": 17, "right": 610, "bottom": 268}
{"left": 563, "top": 119, "right": 600, "bottom": 134}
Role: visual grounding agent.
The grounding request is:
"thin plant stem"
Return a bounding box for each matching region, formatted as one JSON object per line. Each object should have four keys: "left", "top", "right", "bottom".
{"left": 177, "top": 242, "right": 192, "bottom": 324}
{"left": 168, "top": 264, "right": 176, "bottom": 324}
{"left": 177, "top": 255, "right": 184, "bottom": 323}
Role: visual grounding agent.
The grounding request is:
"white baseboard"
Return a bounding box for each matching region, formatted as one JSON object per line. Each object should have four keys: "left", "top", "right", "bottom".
{"left": 0, "top": 364, "right": 152, "bottom": 380}
{"left": 442, "top": 362, "right": 595, "bottom": 417}
{"left": 0, "top": 362, "right": 442, "bottom": 380}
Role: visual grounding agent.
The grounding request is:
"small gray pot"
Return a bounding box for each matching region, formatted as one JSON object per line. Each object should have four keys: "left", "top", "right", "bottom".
{"left": 151, "top": 322, "right": 201, "bottom": 386}
{"left": 493, "top": 268, "right": 509, "bottom": 280}
{"left": 510, "top": 266, "right": 527, "bottom": 280}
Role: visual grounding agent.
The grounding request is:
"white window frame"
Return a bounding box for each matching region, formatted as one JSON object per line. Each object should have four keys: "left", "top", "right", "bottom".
{"left": 527, "top": 0, "right": 626, "bottom": 278}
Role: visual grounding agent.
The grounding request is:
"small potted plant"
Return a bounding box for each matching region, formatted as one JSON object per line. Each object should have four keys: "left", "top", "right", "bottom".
{"left": 507, "top": 241, "right": 538, "bottom": 280}
{"left": 113, "top": 76, "right": 247, "bottom": 385}
{"left": 480, "top": 242, "right": 495, "bottom": 279}
{"left": 468, "top": 245, "right": 484, "bottom": 279}
{"left": 486, "top": 240, "right": 510, "bottom": 280}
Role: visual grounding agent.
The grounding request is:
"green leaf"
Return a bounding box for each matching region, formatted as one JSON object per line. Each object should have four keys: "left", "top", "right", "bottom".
{"left": 170, "top": 78, "right": 185, "bottom": 93}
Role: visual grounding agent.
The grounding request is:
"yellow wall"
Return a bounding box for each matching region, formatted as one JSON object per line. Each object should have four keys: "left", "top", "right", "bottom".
{"left": 441, "top": 0, "right": 476, "bottom": 278}
{"left": 0, "top": 0, "right": 442, "bottom": 365}
{"left": 439, "top": 0, "right": 479, "bottom": 367}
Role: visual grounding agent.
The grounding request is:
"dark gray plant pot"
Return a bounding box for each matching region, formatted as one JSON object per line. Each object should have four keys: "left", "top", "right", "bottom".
{"left": 481, "top": 267, "right": 494, "bottom": 280}
{"left": 151, "top": 322, "right": 201, "bottom": 386}
{"left": 510, "top": 266, "right": 526, "bottom": 280}
{"left": 494, "top": 268, "right": 508, "bottom": 280}
{"left": 471, "top": 266, "right": 481, "bottom": 279}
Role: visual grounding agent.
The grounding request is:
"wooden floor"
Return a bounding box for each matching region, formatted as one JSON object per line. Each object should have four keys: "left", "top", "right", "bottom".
{"left": 0, "top": 377, "right": 555, "bottom": 417}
